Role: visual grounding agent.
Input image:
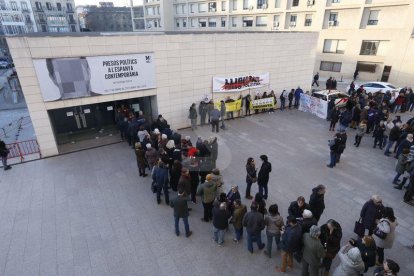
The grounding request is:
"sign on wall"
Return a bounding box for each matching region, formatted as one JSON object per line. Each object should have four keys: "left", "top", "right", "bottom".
{"left": 213, "top": 72, "right": 270, "bottom": 92}
{"left": 298, "top": 94, "right": 328, "bottom": 119}
{"left": 33, "top": 53, "right": 156, "bottom": 102}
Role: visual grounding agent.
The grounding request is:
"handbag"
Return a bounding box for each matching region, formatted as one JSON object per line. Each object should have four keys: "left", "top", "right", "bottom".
{"left": 374, "top": 220, "right": 390, "bottom": 240}
{"left": 251, "top": 177, "right": 257, "bottom": 183}
{"left": 354, "top": 217, "right": 365, "bottom": 237}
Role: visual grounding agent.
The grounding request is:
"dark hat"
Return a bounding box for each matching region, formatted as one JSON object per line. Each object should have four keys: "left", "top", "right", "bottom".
{"left": 386, "top": 259, "right": 400, "bottom": 274}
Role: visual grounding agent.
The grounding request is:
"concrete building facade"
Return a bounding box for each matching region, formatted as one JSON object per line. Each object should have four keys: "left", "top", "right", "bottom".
{"left": 141, "top": 0, "right": 414, "bottom": 86}
{"left": 0, "top": 0, "right": 37, "bottom": 35}
{"left": 30, "top": 0, "right": 79, "bottom": 32}
{"left": 6, "top": 31, "right": 317, "bottom": 157}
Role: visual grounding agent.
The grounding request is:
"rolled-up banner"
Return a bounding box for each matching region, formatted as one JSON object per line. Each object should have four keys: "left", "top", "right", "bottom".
{"left": 213, "top": 72, "right": 270, "bottom": 92}
{"left": 250, "top": 98, "right": 274, "bottom": 110}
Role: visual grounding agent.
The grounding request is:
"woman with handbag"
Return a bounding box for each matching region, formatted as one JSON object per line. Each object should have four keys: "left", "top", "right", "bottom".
{"left": 373, "top": 207, "right": 397, "bottom": 265}
{"left": 245, "top": 157, "right": 257, "bottom": 200}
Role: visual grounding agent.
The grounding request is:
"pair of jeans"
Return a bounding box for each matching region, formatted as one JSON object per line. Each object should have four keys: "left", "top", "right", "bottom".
{"left": 373, "top": 137, "right": 384, "bottom": 148}
{"left": 393, "top": 173, "right": 402, "bottom": 184}
{"left": 266, "top": 232, "right": 281, "bottom": 257}
{"left": 213, "top": 227, "right": 225, "bottom": 244}
{"left": 394, "top": 105, "right": 401, "bottom": 113}
{"left": 234, "top": 227, "right": 243, "bottom": 240}
{"left": 157, "top": 183, "right": 169, "bottom": 204}
{"left": 202, "top": 201, "right": 213, "bottom": 221}
{"left": 280, "top": 250, "right": 294, "bottom": 272}
{"left": 258, "top": 184, "right": 268, "bottom": 199}
{"left": 384, "top": 139, "right": 395, "bottom": 155}
{"left": 328, "top": 151, "right": 337, "bottom": 167}
{"left": 294, "top": 97, "right": 300, "bottom": 108}
{"left": 211, "top": 119, "right": 219, "bottom": 132}
{"left": 246, "top": 232, "right": 264, "bottom": 253}
{"left": 280, "top": 99, "right": 285, "bottom": 110}
{"left": 245, "top": 181, "right": 252, "bottom": 197}
{"left": 174, "top": 216, "right": 190, "bottom": 236}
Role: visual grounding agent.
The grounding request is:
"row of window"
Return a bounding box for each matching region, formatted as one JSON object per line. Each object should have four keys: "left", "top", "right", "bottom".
{"left": 1, "top": 24, "right": 34, "bottom": 35}
{"left": 323, "top": 39, "right": 389, "bottom": 56}
{"left": 178, "top": 0, "right": 283, "bottom": 14}
{"left": 0, "top": 1, "right": 29, "bottom": 11}
{"left": 34, "top": 2, "right": 72, "bottom": 12}
{"left": 320, "top": 61, "right": 379, "bottom": 74}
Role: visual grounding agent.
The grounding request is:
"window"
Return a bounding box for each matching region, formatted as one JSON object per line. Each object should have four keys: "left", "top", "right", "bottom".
{"left": 10, "top": 1, "right": 18, "bottom": 10}
{"left": 231, "top": 16, "right": 237, "bottom": 27}
{"left": 221, "top": 1, "right": 226, "bottom": 11}
{"left": 35, "top": 1, "right": 42, "bottom": 11}
{"left": 221, "top": 17, "right": 226, "bottom": 27}
{"left": 275, "top": 0, "right": 280, "bottom": 8}
{"left": 56, "top": 2, "right": 61, "bottom": 10}
{"left": 183, "top": 19, "right": 187, "bottom": 27}
{"left": 0, "top": 1, "right": 6, "bottom": 10}
{"left": 360, "top": 40, "right": 379, "bottom": 55}
{"left": 176, "top": 19, "right": 180, "bottom": 27}
{"left": 199, "top": 18, "right": 207, "bottom": 27}
{"left": 320, "top": 61, "right": 342, "bottom": 72}
{"left": 304, "top": 14, "right": 312, "bottom": 26}
{"left": 190, "top": 4, "right": 195, "bottom": 13}
{"left": 191, "top": 18, "right": 196, "bottom": 27}
{"left": 332, "top": 0, "right": 340, "bottom": 3}
{"left": 256, "top": 16, "right": 267, "bottom": 27}
{"left": 368, "top": 10, "right": 379, "bottom": 25}
{"left": 290, "top": 15, "right": 297, "bottom": 26}
{"left": 292, "top": 0, "right": 299, "bottom": 7}
{"left": 232, "top": 0, "right": 237, "bottom": 10}
{"left": 199, "top": 3, "right": 207, "bottom": 12}
{"left": 46, "top": 2, "right": 52, "bottom": 10}
{"left": 66, "top": 3, "right": 72, "bottom": 11}
{"left": 257, "top": 0, "right": 267, "bottom": 9}
{"left": 208, "top": 2, "right": 216, "bottom": 12}
{"left": 323, "top": 39, "right": 346, "bottom": 54}
{"left": 273, "top": 15, "right": 280, "bottom": 27}
{"left": 328, "top": 13, "right": 338, "bottom": 26}
{"left": 175, "top": 5, "right": 179, "bottom": 14}
{"left": 243, "top": 0, "right": 248, "bottom": 10}
{"left": 181, "top": 5, "right": 185, "bottom": 14}
{"left": 208, "top": 18, "right": 216, "bottom": 27}
{"left": 243, "top": 16, "right": 253, "bottom": 27}
{"left": 21, "top": 1, "right": 28, "bottom": 10}
{"left": 356, "top": 62, "right": 377, "bottom": 73}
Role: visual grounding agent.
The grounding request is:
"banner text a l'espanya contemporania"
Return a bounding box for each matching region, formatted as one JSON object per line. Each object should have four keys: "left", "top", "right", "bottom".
{"left": 33, "top": 53, "right": 156, "bottom": 102}
{"left": 213, "top": 72, "right": 270, "bottom": 92}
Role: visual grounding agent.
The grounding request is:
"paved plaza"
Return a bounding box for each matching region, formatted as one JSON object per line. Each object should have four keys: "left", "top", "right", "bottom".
{"left": 0, "top": 110, "right": 413, "bottom": 275}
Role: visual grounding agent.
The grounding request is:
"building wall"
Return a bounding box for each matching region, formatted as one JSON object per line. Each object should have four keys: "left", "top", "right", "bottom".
{"left": 142, "top": 0, "right": 414, "bottom": 87}
{"left": 83, "top": 7, "right": 145, "bottom": 32}
{"left": 0, "top": 0, "right": 37, "bottom": 35}
{"left": 6, "top": 31, "right": 318, "bottom": 157}
{"left": 30, "top": 0, "right": 79, "bottom": 32}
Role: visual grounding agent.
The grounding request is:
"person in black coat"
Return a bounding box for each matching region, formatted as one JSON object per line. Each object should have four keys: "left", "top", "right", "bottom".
{"left": 276, "top": 216, "right": 303, "bottom": 273}
{"left": 288, "top": 196, "right": 310, "bottom": 219}
{"left": 329, "top": 108, "right": 340, "bottom": 131}
{"left": 212, "top": 202, "right": 231, "bottom": 245}
{"left": 320, "top": 219, "right": 342, "bottom": 275}
{"left": 354, "top": 235, "right": 376, "bottom": 273}
{"left": 257, "top": 155, "right": 272, "bottom": 200}
{"left": 0, "top": 139, "right": 11, "bottom": 170}
{"left": 360, "top": 195, "right": 384, "bottom": 236}
{"left": 327, "top": 133, "right": 341, "bottom": 168}
{"left": 309, "top": 185, "right": 326, "bottom": 222}
{"left": 170, "top": 190, "right": 192, "bottom": 237}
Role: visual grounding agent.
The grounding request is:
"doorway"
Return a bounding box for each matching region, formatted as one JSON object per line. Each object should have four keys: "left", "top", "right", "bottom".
{"left": 48, "top": 96, "right": 155, "bottom": 153}
{"left": 381, "top": 66, "right": 392, "bottom": 82}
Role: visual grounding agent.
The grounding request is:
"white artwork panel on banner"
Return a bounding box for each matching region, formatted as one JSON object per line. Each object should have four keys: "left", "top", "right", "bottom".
{"left": 33, "top": 53, "right": 156, "bottom": 102}
{"left": 213, "top": 72, "right": 270, "bottom": 92}
{"left": 298, "top": 94, "right": 328, "bottom": 119}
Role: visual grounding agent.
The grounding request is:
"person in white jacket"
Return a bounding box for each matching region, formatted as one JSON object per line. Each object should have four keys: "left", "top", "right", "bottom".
{"left": 332, "top": 244, "right": 365, "bottom": 276}
{"left": 373, "top": 207, "right": 397, "bottom": 265}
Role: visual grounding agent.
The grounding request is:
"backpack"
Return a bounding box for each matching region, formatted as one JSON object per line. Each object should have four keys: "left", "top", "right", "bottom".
{"left": 280, "top": 93, "right": 285, "bottom": 100}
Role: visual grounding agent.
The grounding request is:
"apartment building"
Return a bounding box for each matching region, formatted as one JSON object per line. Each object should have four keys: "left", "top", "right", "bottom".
{"left": 0, "top": 0, "right": 37, "bottom": 35}
{"left": 141, "top": 0, "right": 414, "bottom": 86}
{"left": 31, "top": 0, "right": 79, "bottom": 32}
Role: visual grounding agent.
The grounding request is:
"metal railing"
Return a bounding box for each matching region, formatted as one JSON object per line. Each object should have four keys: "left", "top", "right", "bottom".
{"left": 6, "top": 139, "right": 41, "bottom": 162}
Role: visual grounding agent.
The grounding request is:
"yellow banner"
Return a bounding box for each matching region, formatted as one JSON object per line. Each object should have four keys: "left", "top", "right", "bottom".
{"left": 250, "top": 98, "right": 275, "bottom": 110}
{"left": 214, "top": 99, "right": 242, "bottom": 112}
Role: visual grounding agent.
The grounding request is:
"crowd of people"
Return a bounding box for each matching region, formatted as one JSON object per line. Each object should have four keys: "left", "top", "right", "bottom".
{"left": 111, "top": 103, "right": 405, "bottom": 275}
{"left": 326, "top": 85, "right": 414, "bottom": 206}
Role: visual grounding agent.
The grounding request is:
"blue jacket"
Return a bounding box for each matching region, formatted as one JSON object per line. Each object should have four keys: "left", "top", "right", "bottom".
{"left": 280, "top": 223, "right": 302, "bottom": 253}
{"left": 294, "top": 88, "right": 303, "bottom": 98}
{"left": 152, "top": 165, "right": 169, "bottom": 187}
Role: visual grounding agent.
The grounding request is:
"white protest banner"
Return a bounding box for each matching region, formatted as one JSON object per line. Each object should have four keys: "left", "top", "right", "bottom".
{"left": 33, "top": 53, "right": 156, "bottom": 102}
{"left": 298, "top": 94, "right": 328, "bottom": 119}
{"left": 250, "top": 97, "right": 275, "bottom": 110}
{"left": 213, "top": 72, "right": 270, "bottom": 92}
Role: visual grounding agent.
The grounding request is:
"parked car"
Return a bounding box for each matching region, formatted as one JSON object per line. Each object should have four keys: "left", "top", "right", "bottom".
{"left": 312, "top": 90, "right": 349, "bottom": 107}
{"left": 347, "top": 81, "right": 400, "bottom": 94}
